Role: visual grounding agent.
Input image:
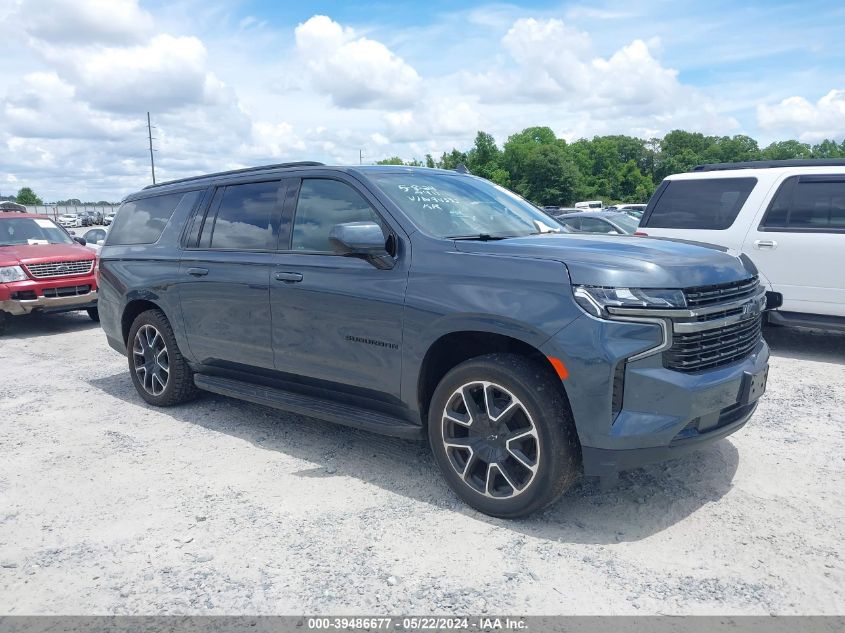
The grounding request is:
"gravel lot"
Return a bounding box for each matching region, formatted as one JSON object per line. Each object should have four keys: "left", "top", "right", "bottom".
{"left": 1, "top": 312, "right": 843, "bottom": 615}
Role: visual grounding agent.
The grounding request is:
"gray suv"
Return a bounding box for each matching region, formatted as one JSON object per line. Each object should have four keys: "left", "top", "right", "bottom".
{"left": 98, "top": 162, "right": 769, "bottom": 517}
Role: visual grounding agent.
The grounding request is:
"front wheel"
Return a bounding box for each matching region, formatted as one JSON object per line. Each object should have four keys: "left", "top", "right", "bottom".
{"left": 127, "top": 309, "right": 198, "bottom": 406}
{"left": 86, "top": 307, "right": 99, "bottom": 322}
{"left": 428, "top": 353, "right": 580, "bottom": 518}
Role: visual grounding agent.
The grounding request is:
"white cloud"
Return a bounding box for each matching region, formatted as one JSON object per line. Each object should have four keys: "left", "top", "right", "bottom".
{"left": 757, "top": 89, "right": 845, "bottom": 142}
{"left": 385, "top": 100, "right": 481, "bottom": 143}
{"left": 39, "top": 34, "right": 227, "bottom": 113}
{"left": 470, "top": 18, "right": 694, "bottom": 112}
{"left": 23, "top": 0, "right": 153, "bottom": 44}
{"left": 4, "top": 72, "right": 140, "bottom": 140}
{"left": 294, "top": 15, "right": 422, "bottom": 109}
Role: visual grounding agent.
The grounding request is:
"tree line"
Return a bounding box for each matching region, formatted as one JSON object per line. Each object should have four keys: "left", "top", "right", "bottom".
{"left": 0, "top": 188, "right": 115, "bottom": 206}
{"left": 377, "top": 128, "right": 845, "bottom": 206}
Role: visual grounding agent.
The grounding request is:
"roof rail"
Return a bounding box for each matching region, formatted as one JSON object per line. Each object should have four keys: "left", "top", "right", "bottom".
{"left": 142, "top": 161, "right": 325, "bottom": 190}
{"left": 692, "top": 159, "right": 845, "bottom": 172}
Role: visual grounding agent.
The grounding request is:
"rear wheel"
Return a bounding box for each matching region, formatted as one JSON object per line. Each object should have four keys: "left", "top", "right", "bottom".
{"left": 428, "top": 353, "right": 580, "bottom": 518}
{"left": 0, "top": 311, "right": 7, "bottom": 336}
{"left": 86, "top": 307, "right": 99, "bottom": 322}
{"left": 127, "top": 309, "right": 198, "bottom": 406}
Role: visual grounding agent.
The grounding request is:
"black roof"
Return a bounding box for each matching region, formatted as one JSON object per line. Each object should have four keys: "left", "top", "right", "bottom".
{"left": 142, "top": 161, "right": 325, "bottom": 190}
{"left": 692, "top": 159, "right": 845, "bottom": 172}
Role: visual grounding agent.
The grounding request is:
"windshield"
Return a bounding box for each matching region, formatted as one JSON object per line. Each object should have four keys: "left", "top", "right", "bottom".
{"left": 0, "top": 217, "right": 74, "bottom": 246}
{"left": 367, "top": 172, "right": 562, "bottom": 239}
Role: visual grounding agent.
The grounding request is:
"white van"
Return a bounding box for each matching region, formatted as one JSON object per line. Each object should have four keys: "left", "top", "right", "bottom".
{"left": 574, "top": 200, "right": 603, "bottom": 210}
{"left": 637, "top": 159, "right": 845, "bottom": 331}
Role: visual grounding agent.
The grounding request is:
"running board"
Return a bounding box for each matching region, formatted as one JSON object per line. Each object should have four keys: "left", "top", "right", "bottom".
{"left": 193, "top": 374, "right": 424, "bottom": 439}
{"left": 767, "top": 310, "right": 845, "bottom": 333}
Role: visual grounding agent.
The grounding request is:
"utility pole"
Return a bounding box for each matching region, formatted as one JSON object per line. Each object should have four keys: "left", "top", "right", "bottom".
{"left": 147, "top": 112, "right": 156, "bottom": 185}
{"left": 359, "top": 149, "right": 363, "bottom": 165}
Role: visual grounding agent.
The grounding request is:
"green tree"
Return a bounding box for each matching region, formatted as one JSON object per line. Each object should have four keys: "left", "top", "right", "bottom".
{"left": 466, "top": 131, "right": 501, "bottom": 179}
{"left": 762, "top": 140, "right": 812, "bottom": 160}
{"left": 811, "top": 139, "right": 845, "bottom": 158}
{"left": 425, "top": 153, "right": 436, "bottom": 168}
{"left": 15, "top": 187, "right": 42, "bottom": 205}
{"left": 375, "top": 156, "right": 405, "bottom": 165}
{"left": 514, "top": 144, "right": 581, "bottom": 206}
{"left": 438, "top": 149, "right": 469, "bottom": 170}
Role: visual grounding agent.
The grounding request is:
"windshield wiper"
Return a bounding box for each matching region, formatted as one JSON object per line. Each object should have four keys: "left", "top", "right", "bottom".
{"left": 447, "top": 234, "right": 515, "bottom": 241}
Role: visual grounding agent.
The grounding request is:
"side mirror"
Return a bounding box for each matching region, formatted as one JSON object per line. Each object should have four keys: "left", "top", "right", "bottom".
{"left": 329, "top": 222, "right": 394, "bottom": 269}
{"left": 73, "top": 236, "right": 87, "bottom": 246}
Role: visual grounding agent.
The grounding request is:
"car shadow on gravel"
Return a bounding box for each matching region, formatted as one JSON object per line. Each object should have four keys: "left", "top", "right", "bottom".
{"left": 763, "top": 324, "right": 845, "bottom": 363}
{"left": 1, "top": 311, "right": 99, "bottom": 339}
{"left": 89, "top": 371, "right": 739, "bottom": 545}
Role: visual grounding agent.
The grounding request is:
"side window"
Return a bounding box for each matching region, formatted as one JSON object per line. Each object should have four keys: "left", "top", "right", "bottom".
{"left": 761, "top": 176, "right": 845, "bottom": 232}
{"left": 641, "top": 178, "right": 757, "bottom": 230}
{"left": 560, "top": 218, "right": 581, "bottom": 231}
{"left": 199, "top": 181, "right": 282, "bottom": 250}
{"left": 108, "top": 191, "right": 200, "bottom": 245}
{"left": 291, "top": 179, "right": 382, "bottom": 252}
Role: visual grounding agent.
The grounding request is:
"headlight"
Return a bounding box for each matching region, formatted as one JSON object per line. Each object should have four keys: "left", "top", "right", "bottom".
{"left": 573, "top": 285, "right": 686, "bottom": 317}
{"left": 0, "top": 265, "right": 28, "bottom": 283}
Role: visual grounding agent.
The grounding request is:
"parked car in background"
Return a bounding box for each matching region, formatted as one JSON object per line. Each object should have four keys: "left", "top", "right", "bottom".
{"left": 574, "top": 200, "right": 603, "bottom": 210}
{"left": 104, "top": 212, "right": 116, "bottom": 226}
{"left": 98, "top": 161, "right": 768, "bottom": 518}
{"left": 555, "top": 211, "right": 640, "bottom": 235}
{"left": 0, "top": 202, "right": 27, "bottom": 213}
{"left": 544, "top": 207, "right": 581, "bottom": 218}
{"left": 91, "top": 210, "right": 104, "bottom": 225}
{"left": 0, "top": 214, "right": 98, "bottom": 334}
{"left": 637, "top": 159, "right": 845, "bottom": 331}
{"left": 79, "top": 212, "right": 94, "bottom": 227}
{"left": 82, "top": 227, "right": 108, "bottom": 254}
{"left": 606, "top": 203, "right": 647, "bottom": 220}
{"left": 57, "top": 213, "right": 82, "bottom": 228}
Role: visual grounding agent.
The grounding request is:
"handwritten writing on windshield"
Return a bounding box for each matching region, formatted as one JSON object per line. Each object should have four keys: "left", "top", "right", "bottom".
{"left": 398, "top": 184, "right": 459, "bottom": 210}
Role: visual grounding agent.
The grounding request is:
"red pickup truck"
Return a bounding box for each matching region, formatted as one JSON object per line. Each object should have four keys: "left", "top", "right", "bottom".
{"left": 0, "top": 213, "right": 98, "bottom": 334}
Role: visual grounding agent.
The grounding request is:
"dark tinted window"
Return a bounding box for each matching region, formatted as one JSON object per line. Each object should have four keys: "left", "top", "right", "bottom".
{"left": 202, "top": 181, "right": 281, "bottom": 250}
{"left": 292, "top": 179, "right": 382, "bottom": 252}
{"left": 761, "top": 176, "right": 845, "bottom": 231}
{"left": 559, "top": 217, "right": 580, "bottom": 230}
{"left": 642, "top": 178, "right": 756, "bottom": 230}
{"left": 109, "top": 191, "right": 199, "bottom": 245}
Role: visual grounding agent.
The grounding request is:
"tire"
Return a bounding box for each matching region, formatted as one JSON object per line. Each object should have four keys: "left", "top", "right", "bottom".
{"left": 127, "top": 308, "right": 198, "bottom": 406}
{"left": 428, "top": 353, "right": 580, "bottom": 518}
{"left": 86, "top": 307, "right": 100, "bottom": 322}
{"left": 0, "top": 311, "right": 7, "bottom": 336}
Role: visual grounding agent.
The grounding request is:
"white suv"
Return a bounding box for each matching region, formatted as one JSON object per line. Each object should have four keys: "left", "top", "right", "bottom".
{"left": 637, "top": 159, "right": 845, "bottom": 330}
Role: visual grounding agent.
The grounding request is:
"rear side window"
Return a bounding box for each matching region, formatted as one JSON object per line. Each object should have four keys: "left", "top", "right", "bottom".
{"left": 109, "top": 191, "right": 199, "bottom": 245}
{"left": 197, "top": 181, "right": 283, "bottom": 250}
{"left": 642, "top": 178, "right": 756, "bottom": 230}
{"left": 761, "top": 176, "right": 845, "bottom": 232}
{"left": 291, "top": 179, "right": 382, "bottom": 252}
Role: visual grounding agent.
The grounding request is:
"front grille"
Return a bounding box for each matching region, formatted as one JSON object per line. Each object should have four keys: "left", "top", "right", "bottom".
{"left": 43, "top": 285, "right": 91, "bottom": 298}
{"left": 24, "top": 260, "right": 94, "bottom": 278}
{"left": 665, "top": 314, "right": 762, "bottom": 373}
{"left": 684, "top": 276, "right": 759, "bottom": 308}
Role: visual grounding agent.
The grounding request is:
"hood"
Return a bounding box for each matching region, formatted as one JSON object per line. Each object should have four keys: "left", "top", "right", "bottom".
{"left": 454, "top": 234, "right": 755, "bottom": 288}
{"left": 0, "top": 243, "right": 96, "bottom": 267}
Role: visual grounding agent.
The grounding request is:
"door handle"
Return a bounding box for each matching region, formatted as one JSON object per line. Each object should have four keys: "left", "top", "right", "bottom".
{"left": 753, "top": 240, "right": 777, "bottom": 250}
{"left": 186, "top": 267, "right": 209, "bottom": 276}
{"left": 274, "top": 272, "right": 303, "bottom": 283}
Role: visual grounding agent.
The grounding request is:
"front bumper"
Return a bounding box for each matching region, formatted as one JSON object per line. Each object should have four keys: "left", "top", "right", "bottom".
{"left": 1, "top": 280, "right": 98, "bottom": 315}
{"left": 541, "top": 313, "right": 769, "bottom": 476}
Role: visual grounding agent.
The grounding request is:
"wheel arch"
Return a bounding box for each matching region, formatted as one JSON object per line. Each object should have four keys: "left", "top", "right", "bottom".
{"left": 416, "top": 330, "right": 569, "bottom": 426}
{"left": 121, "top": 297, "right": 167, "bottom": 346}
